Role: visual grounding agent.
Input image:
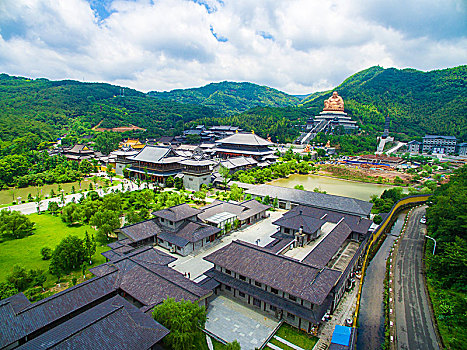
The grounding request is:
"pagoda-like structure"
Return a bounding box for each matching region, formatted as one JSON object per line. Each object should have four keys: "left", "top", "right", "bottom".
{"left": 306, "top": 92, "right": 357, "bottom": 132}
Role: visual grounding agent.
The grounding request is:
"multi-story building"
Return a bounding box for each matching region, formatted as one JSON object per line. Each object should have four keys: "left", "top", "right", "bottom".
{"left": 422, "top": 135, "right": 457, "bottom": 154}
{"left": 214, "top": 132, "right": 275, "bottom": 161}
{"left": 407, "top": 140, "right": 421, "bottom": 153}
{"left": 180, "top": 157, "right": 215, "bottom": 191}
{"left": 128, "top": 145, "right": 184, "bottom": 184}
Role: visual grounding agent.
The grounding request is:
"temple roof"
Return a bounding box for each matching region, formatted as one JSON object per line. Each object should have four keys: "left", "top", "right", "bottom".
{"left": 216, "top": 133, "right": 272, "bottom": 146}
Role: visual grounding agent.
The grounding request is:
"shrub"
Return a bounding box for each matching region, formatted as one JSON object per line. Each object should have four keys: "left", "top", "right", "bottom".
{"left": 41, "top": 247, "right": 52, "bottom": 260}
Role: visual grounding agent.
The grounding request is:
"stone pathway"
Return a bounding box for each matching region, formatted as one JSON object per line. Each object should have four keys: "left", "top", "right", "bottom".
{"left": 274, "top": 335, "right": 305, "bottom": 350}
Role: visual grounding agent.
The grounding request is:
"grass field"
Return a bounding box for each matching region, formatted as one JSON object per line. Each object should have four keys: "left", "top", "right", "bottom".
{"left": 0, "top": 178, "right": 121, "bottom": 206}
{"left": 273, "top": 323, "right": 318, "bottom": 350}
{"left": 0, "top": 213, "right": 109, "bottom": 284}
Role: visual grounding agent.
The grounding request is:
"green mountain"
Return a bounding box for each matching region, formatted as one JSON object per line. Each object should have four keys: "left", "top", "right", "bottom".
{"left": 148, "top": 81, "right": 301, "bottom": 115}
{"left": 0, "top": 74, "right": 221, "bottom": 154}
{"left": 302, "top": 65, "right": 467, "bottom": 140}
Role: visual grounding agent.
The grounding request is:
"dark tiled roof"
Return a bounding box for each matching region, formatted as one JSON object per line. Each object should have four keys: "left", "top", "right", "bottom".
{"left": 119, "top": 220, "right": 160, "bottom": 242}
{"left": 263, "top": 237, "right": 295, "bottom": 253}
{"left": 205, "top": 269, "right": 330, "bottom": 324}
{"left": 198, "top": 199, "right": 270, "bottom": 222}
{"left": 177, "top": 222, "right": 220, "bottom": 243}
{"left": 196, "top": 276, "right": 220, "bottom": 291}
{"left": 246, "top": 185, "right": 373, "bottom": 217}
{"left": 204, "top": 240, "right": 340, "bottom": 305}
{"left": 273, "top": 214, "right": 325, "bottom": 235}
{"left": 152, "top": 203, "right": 202, "bottom": 222}
{"left": 16, "top": 296, "right": 169, "bottom": 350}
{"left": 157, "top": 231, "right": 190, "bottom": 247}
{"left": 284, "top": 206, "right": 372, "bottom": 235}
{"left": 0, "top": 293, "right": 31, "bottom": 314}
{"left": 0, "top": 273, "right": 118, "bottom": 349}
{"left": 101, "top": 245, "right": 177, "bottom": 265}
{"left": 423, "top": 134, "right": 456, "bottom": 140}
{"left": 302, "top": 221, "right": 352, "bottom": 269}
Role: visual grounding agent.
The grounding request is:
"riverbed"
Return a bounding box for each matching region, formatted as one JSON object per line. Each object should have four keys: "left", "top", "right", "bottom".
{"left": 267, "top": 174, "right": 396, "bottom": 201}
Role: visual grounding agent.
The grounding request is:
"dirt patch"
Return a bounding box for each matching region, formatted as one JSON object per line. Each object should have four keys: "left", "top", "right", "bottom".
{"left": 319, "top": 164, "right": 412, "bottom": 183}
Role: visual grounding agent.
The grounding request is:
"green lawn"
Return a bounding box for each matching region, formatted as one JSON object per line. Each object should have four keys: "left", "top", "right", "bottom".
{"left": 0, "top": 178, "right": 121, "bottom": 206}
{"left": 274, "top": 323, "right": 318, "bottom": 350}
{"left": 0, "top": 213, "right": 109, "bottom": 283}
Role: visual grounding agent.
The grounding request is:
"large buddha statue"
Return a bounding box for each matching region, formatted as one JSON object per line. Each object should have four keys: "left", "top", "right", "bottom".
{"left": 323, "top": 91, "right": 344, "bottom": 112}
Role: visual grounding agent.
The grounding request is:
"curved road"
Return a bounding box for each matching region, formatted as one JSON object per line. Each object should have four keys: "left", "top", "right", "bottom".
{"left": 394, "top": 206, "right": 440, "bottom": 350}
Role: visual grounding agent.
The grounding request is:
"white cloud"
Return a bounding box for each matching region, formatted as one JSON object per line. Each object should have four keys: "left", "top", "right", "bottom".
{"left": 0, "top": 0, "right": 465, "bottom": 94}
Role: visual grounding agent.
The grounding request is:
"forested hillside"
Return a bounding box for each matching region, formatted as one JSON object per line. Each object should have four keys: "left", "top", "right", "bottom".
{"left": 149, "top": 81, "right": 301, "bottom": 115}
{"left": 0, "top": 74, "right": 221, "bottom": 155}
{"left": 425, "top": 166, "right": 467, "bottom": 349}
{"left": 302, "top": 66, "right": 467, "bottom": 140}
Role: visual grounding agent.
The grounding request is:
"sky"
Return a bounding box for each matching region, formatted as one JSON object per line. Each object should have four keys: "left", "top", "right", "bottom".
{"left": 0, "top": 0, "right": 465, "bottom": 94}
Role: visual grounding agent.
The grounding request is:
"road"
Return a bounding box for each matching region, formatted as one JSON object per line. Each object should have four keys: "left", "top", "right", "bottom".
{"left": 394, "top": 206, "right": 440, "bottom": 350}
{"left": 357, "top": 212, "right": 406, "bottom": 350}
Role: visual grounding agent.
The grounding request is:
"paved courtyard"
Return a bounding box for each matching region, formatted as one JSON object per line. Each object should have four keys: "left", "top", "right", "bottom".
{"left": 165, "top": 210, "right": 285, "bottom": 281}
{"left": 205, "top": 295, "right": 279, "bottom": 350}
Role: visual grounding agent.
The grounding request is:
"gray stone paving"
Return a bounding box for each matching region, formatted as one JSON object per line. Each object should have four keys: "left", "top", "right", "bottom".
{"left": 205, "top": 295, "right": 279, "bottom": 350}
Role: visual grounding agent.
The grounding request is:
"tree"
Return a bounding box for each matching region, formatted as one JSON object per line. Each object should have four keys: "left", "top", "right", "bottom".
{"left": 83, "top": 231, "right": 96, "bottom": 264}
{"left": 174, "top": 177, "right": 184, "bottom": 190}
{"left": 152, "top": 298, "right": 207, "bottom": 350}
{"left": 0, "top": 210, "right": 35, "bottom": 241}
{"left": 229, "top": 183, "right": 244, "bottom": 201}
{"left": 7, "top": 265, "right": 30, "bottom": 291}
{"left": 219, "top": 165, "right": 231, "bottom": 190}
{"left": 79, "top": 159, "right": 93, "bottom": 175}
{"left": 0, "top": 282, "right": 18, "bottom": 300}
{"left": 166, "top": 176, "right": 175, "bottom": 188}
{"left": 49, "top": 235, "right": 86, "bottom": 274}
{"left": 48, "top": 201, "right": 59, "bottom": 215}
{"left": 90, "top": 209, "right": 120, "bottom": 241}
{"left": 373, "top": 214, "right": 383, "bottom": 225}
{"left": 225, "top": 340, "right": 241, "bottom": 350}
{"left": 94, "top": 132, "right": 121, "bottom": 155}
{"left": 41, "top": 247, "right": 52, "bottom": 260}
{"left": 60, "top": 203, "right": 82, "bottom": 225}
{"left": 272, "top": 197, "right": 278, "bottom": 209}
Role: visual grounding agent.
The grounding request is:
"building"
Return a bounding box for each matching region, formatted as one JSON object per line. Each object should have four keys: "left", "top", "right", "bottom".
{"left": 214, "top": 132, "right": 275, "bottom": 161}
{"left": 180, "top": 157, "right": 215, "bottom": 191}
{"left": 246, "top": 184, "right": 373, "bottom": 217}
{"left": 109, "top": 147, "right": 138, "bottom": 175}
{"left": 128, "top": 145, "right": 184, "bottom": 184}
{"left": 0, "top": 248, "right": 176, "bottom": 350}
{"left": 407, "top": 140, "right": 421, "bottom": 153}
{"left": 216, "top": 156, "right": 258, "bottom": 173}
{"left": 61, "top": 144, "right": 103, "bottom": 162}
{"left": 203, "top": 240, "right": 341, "bottom": 332}
{"left": 422, "top": 135, "right": 457, "bottom": 154}
{"left": 457, "top": 142, "right": 467, "bottom": 156}
{"left": 120, "top": 138, "right": 146, "bottom": 149}
{"left": 198, "top": 199, "right": 271, "bottom": 229}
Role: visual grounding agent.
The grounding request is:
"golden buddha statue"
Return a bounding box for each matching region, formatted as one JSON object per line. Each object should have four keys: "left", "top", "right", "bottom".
{"left": 323, "top": 91, "right": 344, "bottom": 112}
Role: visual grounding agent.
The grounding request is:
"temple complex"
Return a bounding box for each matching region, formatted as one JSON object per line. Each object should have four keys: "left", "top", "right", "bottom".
{"left": 214, "top": 132, "right": 275, "bottom": 161}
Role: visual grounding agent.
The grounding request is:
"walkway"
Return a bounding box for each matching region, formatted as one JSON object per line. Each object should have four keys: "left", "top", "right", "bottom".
{"left": 393, "top": 206, "right": 439, "bottom": 350}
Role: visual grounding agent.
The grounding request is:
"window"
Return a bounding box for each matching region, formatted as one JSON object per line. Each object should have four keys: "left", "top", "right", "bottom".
{"left": 271, "top": 288, "right": 278, "bottom": 294}
{"left": 225, "top": 269, "right": 231, "bottom": 275}
{"left": 270, "top": 305, "right": 277, "bottom": 311}
{"left": 289, "top": 295, "right": 297, "bottom": 302}
{"left": 169, "top": 221, "right": 173, "bottom": 225}
{"left": 255, "top": 281, "right": 261, "bottom": 287}
{"left": 160, "top": 218, "right": 165, "bottom": 222}
{"left": 239, "top": 291, "right": 245, "bottom": 297}
{"left": 239, "top": 275, "right": 246, "bottom": 281}
{"left": 287, "top": 312, "right": 295, "bottom": 320}
{"left": 225, "top": 286, "right": 231, "bottom": 291}
{"left": 284, "top": 228, "right": 290, "bottom": 234}
{"left": 168, "top": 243, "right": 172, "bottom": 247}
{"left": 189, "top": 178, "right": 193, "bottom": 181}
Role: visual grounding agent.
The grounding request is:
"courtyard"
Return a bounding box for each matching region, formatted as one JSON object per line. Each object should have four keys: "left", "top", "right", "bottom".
{"left": 205, "top": 295, "right": 280, "bottom": 350}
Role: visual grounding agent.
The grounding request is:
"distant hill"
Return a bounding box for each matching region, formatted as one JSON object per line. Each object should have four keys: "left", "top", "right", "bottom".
{"left": 302, "top": 65, "right": 467, "bottom": 140}
{"left": 148, "top": 81, "right": 301, "bottom": 115}
{"left": 0, "top": 74, "right": 221, "bottom": 152}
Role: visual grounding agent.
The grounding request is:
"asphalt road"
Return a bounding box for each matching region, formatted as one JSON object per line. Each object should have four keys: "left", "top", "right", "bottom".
{"left": 357, "top": 212, "right": 405, "bottom": 350}
{"left": 394, "top": 206, "right": 440, "bottom": 350}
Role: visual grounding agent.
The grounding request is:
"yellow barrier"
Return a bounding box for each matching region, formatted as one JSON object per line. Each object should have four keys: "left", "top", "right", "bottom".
{"left": 352, "top": 194, "right": 431, "bottom": 328}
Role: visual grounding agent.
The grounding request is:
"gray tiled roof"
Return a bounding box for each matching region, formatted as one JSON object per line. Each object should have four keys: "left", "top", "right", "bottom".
{"left": 129, "top": 145, "right": 177, "bottom": 163}
{"left": 16, "top": 296, "right": 169, "bottom": 350}
{"left": 0, "top": 273, "right": 118, "bottom": 349}
{"left": 302, "top": 221, "right": 353, "bottom": 269}
{"left": 152, "top": 203, "right": 202, "bottom": 222}
{"left": 216, "top": 133, "right": 272, "bottom": 146}
{"left": 284, "top": 205, "right": 372, "bottom": 235}
{"left": 273, "top": 214, "right": 325, "bottom": 235}
{"left": 198, "top": 199, "right": 270, "bottom": 222}
{"left": 423, "top": 134, "right": 456, "bottom": 140}
{"left": 204, "top": 240, "right": 341, "bottom": 305}
{"left": 119, "top": 219, "right": 160, "bottom": 242}
{"left": 246, "top": 184, "right": 373, "bottom": 217}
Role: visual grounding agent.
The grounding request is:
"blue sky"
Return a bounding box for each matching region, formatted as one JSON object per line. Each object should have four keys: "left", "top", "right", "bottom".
{"left": 0, "top": 0, "right": 465, "bottom": 94}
